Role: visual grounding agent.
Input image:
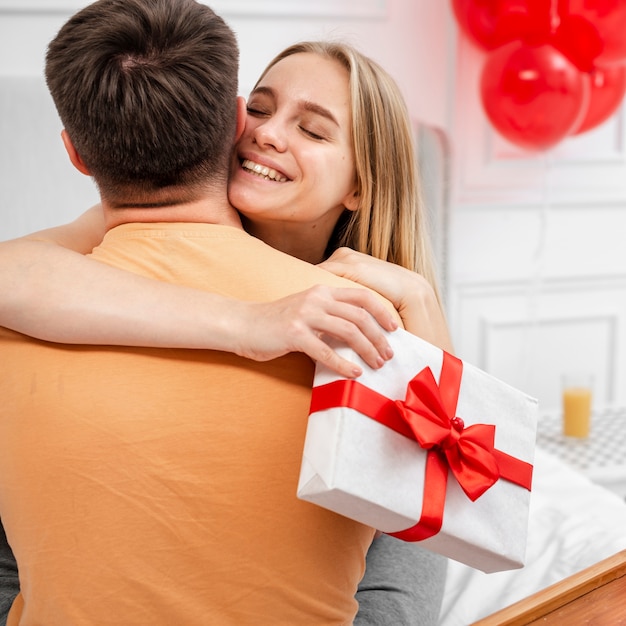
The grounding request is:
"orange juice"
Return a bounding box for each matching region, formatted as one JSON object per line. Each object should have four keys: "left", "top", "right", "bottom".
{"left": 562, "top": 386, "right": 592, "bottom": 438}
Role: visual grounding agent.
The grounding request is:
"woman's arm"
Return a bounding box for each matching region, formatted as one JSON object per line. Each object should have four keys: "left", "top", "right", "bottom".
{"left": 0, "top": 214, "right": 397, "bottom": 378}
{"left": 318, "top": 247, "right": 454, "bottom": 353}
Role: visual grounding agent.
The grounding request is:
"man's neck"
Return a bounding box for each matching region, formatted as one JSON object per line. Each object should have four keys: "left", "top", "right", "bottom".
{"left": 102, "top": 195, "right": 243, "bottom": 232}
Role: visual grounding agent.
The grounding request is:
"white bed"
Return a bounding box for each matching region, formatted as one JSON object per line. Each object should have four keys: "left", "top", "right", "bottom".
{"left": 438, "top": 445, "right": 626, "bottom": 623}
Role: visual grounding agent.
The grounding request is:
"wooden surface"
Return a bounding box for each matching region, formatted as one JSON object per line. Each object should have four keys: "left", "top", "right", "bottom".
{"left": 472, "top": 549, "right": 626, "bottom": 625}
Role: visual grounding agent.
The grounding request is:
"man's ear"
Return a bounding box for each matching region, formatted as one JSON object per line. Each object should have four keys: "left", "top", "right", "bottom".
{"left": 234, "top": 96, "right": 246, "bottom": 142}
{"left": 61, "top": 129, "right": 91, "bottom": 176}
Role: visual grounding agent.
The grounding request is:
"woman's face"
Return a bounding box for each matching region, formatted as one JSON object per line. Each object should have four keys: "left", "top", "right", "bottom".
{"left": 228, "top": 52, "right": 358, "bottom": 239}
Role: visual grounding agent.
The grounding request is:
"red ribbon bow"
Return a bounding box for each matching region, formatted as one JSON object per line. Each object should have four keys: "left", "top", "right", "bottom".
{"left": 393, "top": 362, "right": 499, "bottom": 502}
{"left": 309, "top": 352, "right": 533, "bottom": 542}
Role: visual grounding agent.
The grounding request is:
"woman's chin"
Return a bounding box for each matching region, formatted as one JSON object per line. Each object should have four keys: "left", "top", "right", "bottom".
{"left": 228, "top": 181, "right": 286, "bottom": 219}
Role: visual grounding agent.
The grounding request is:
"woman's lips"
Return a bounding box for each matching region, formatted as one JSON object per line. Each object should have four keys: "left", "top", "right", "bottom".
{"left": 241, "top": 158, "right": 288, "bottom": 182}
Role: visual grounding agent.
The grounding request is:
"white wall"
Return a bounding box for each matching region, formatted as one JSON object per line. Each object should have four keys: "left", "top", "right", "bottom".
{"left": 448, "top": 22, "right": 626, "bottom": 414}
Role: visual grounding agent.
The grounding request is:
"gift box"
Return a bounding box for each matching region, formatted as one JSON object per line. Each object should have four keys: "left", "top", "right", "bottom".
{"left": 297, "top": 328, "right": 538, "bottom": 573}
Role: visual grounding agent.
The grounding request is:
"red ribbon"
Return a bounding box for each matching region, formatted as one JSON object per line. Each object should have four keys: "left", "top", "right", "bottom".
{"left": 309, "top": 352, "right": 533, "bottom": 541}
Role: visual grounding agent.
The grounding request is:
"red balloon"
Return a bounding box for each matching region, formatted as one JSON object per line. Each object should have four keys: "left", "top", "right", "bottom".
{"left": 452, "top": 0, "right": 552, "bottom": 50}
{"left": 480, "top": 42, "right": 590, "bottom": 150}
{"left": 551, "top": 15, "right": 604, "bottom": 71}
{"left": 561, "top": 0, "right": 626, "bottom": 66}
{"left": 573, "top": 64, "right": 626, "bottom": 134}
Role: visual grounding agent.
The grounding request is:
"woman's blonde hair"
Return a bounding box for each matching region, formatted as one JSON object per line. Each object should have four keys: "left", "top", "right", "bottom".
{"left": 255, "top": 41, "right": 442, "bottom": 298}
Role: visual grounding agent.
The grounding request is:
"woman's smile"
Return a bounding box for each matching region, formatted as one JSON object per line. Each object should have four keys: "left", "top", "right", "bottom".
{"left": 240, "top": 158, "right": 289, "bottom": 182}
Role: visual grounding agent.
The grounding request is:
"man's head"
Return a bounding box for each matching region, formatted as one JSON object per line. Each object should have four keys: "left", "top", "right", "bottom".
{"left": 45, "top": 0, "right": 239, "bottom": 206}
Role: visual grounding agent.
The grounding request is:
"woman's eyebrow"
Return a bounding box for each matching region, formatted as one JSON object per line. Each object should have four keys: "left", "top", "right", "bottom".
{"left": 300, "top": 100, "right": 339, "bottom": 127}
{"left": 250, "top": 85, "right": 339, "bottom": 127}
{"left": 249, "top": 85, "right": 273, "bottom": 99}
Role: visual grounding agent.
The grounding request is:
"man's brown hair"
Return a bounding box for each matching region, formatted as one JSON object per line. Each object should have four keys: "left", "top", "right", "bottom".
{"left": 45, "top": 0, "right": 239, "bottom": 203}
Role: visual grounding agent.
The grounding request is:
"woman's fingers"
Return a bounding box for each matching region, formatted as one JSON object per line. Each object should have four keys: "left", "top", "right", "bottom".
{"left": 237, "top": 286, "right": 398, "bottom": 376}
{"left": 309, "top": 295, "right": 396, "bottom": 370}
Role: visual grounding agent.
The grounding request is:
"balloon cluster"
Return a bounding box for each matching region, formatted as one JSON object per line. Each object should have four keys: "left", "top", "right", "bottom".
{"left": 452, "top": 0, "right": 626, "bottom": 150}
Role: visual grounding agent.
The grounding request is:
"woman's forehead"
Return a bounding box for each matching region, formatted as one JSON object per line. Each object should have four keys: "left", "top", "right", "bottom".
{"left": 255, "top": 53, "right": 351, "bottom": 117}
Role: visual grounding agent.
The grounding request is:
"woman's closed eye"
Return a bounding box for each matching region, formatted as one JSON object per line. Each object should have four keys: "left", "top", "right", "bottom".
{"left": 299, "top": 125, "right": 327, "bottom": 141}
{"left": 246, "top": 105, "right": 270, "bottom": 118}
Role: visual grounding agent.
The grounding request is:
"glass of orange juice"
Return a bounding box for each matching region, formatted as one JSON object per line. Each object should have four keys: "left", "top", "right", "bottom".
{"left": 562, "top": 374, "right": 593, "bottom": 438}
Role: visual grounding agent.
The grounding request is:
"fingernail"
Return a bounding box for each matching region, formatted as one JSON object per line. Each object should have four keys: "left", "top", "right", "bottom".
{"left": 351, "top": 366, "right": 363, "bottom": 378}
{"left": 385, "top": 347, "right": 394, "bottom": 360}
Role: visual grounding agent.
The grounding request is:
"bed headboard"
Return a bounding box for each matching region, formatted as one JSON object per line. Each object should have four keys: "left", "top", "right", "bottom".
{"left": 0, "top": 75, "right": 450, "bottom": 299}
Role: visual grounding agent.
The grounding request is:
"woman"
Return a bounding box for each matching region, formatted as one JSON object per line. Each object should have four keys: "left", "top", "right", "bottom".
{"left": 0, "top": 42, "right": 450, "bottom": 624}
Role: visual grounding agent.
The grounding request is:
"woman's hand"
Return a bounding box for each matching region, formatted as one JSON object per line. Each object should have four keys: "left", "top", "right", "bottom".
{"left": 319, "top": 247, "right": 454, "bottom": 353}
{"left": 232, "top": 285, "right": 397, "bottom": 378}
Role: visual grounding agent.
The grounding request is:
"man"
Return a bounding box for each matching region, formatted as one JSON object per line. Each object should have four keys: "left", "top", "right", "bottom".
{"left": 0, "top": 1, "right": 440, "bottom": 624}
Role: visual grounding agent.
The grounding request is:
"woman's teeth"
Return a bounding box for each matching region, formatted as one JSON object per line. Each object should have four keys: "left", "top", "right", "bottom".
{"left": 242, "top": 159, "right": 287, "bottom": 182}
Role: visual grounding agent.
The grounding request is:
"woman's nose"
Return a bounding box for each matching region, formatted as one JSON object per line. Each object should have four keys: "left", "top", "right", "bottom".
{"left": 252, "top": 118, "right": 287, "bottom": 152}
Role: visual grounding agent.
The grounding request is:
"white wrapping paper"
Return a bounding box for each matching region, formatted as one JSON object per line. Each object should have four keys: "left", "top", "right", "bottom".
{"left": 297, "top": 328, "right": 538, "bottom": 573}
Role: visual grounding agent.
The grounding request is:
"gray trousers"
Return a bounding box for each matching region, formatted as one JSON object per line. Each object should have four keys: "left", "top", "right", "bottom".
{"left": 0, "top": 522, "right": 17, "bottom": 626}
{"left": 355, "top": 534, "right": 448, "bottom": 626}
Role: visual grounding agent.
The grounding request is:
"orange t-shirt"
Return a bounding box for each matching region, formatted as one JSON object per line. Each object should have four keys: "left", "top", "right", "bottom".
{"left": 0, "top": 223, "right": 385, "bottom": 625}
